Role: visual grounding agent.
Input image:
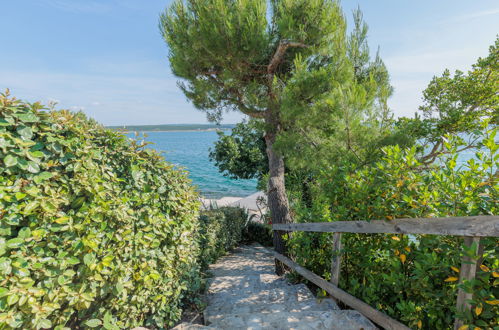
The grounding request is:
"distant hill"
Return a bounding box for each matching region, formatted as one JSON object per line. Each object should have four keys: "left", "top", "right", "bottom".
{"left": 107, "top": 124, "right": 236, "bottom": 132}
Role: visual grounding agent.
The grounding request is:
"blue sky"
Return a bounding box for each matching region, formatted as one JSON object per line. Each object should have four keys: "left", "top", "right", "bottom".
{"left": 1, "top": 1, "right": 498, "bottom": 125}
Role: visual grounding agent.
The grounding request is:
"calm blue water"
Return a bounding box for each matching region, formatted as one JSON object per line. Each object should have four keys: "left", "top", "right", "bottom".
{"left": 132, "top": 131, "right": 257, "bottom": 198}
{"left": 129, "top": 131, "right": 494, "bottom": 199}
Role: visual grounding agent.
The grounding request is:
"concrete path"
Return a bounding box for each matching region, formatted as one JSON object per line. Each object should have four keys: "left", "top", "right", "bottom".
{"left": 174, "top": 244, "right": 376, "bottom": 330}
{"left": 200, "top": 191, "right": 267, "bottom": 222}
{"left": 229, "top": 191, "right": 266, "bottom": 211}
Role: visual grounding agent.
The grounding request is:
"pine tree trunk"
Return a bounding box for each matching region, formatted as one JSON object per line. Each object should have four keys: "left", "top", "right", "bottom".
{"left": 264, "top": 126, "right": 292, "bottom": 275}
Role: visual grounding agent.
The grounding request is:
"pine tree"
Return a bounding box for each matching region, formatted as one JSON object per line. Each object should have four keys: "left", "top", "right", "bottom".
{"left": 160, "top": 0, "right": 390, "bottom": 273}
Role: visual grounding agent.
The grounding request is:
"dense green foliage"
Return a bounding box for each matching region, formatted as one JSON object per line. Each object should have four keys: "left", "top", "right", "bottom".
{"left": 282, "top": 41, "right": 499, "bottom": 328}
{"left": 209, "top": 120, "right": 267, "bottom": 184}
{"left": 398, "top": 37, "right": 499, "bottom": 165}
{"left": 161, "top": 0, "right": 393, "bottom": 171}
{"left": 242, "top": 222, "right": 273, "bottom": 247}
{"left": 207, "top": 37, "right": 498, "bottom": 328}
{"left": 0, "top": 93, "right": 205, "bottom": 329}
{"left": 287, "top": 125, "right": 498, "bottom": 328}
{"left": 275, "top": 9, "right": 394, "bottom": 170}
{"left": 198, "top": 207, "right": 248, "bottom": 268}
{"left": 160, "top": 1, "right": 393, "bottom": 262}
{"left": 420, "top": 38, "right": 498, "bottom": 136}
{"left": 160, "top": 0, "right": 389, "bottom": 125}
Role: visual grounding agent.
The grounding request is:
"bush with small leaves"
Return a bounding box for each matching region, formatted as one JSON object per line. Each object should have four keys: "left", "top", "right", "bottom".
{"left": 198, "top": 207, "right": 247, "bottom": 268}
{"left": 0, "top": 92, "right": 202, "bottom": 329}
{"left": 242, "top": 221, "right": 273, "bottom": 247}
{"left": 288, "top": 123, "right": 498, "bottom": 329}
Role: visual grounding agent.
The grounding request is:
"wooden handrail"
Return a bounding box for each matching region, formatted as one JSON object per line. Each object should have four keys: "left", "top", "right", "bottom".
{"left": 272, "top": 215, "right": 499, "bottom": 236}
{"left": 274, "top": 251, "right": 410, "bottom": 330}
{"left": 272, "top": 215, "right": 499, "bottom": 329}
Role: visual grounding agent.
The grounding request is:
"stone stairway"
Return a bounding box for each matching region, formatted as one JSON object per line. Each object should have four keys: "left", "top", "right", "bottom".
{"left": 174, "top": 244, "right": 377, "bottom": 330}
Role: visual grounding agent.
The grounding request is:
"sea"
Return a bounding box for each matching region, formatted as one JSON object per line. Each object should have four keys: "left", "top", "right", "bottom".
{"left": 129, "top": 130, "right": 495, "bottom": 199}
{"left": 131, "top": 131, "right": 258, "bottom": 199}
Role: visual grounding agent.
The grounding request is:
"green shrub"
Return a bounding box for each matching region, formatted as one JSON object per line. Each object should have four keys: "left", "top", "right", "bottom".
{"left": 0, "top": 92, "right": 202, "bottom": 329}
{"left": 287, "top": 125, "right": 498, "bottom": 329}
{"left": 198, "top": 207, "right": 247, "bottom": 267}
{"left": 242, "top": 221, "right": 273, "bottom": 247}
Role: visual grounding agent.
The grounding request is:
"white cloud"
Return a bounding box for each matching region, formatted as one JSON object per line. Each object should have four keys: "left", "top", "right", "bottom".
{"left": 449, "top": 8, "right": 499, "bottom": 22}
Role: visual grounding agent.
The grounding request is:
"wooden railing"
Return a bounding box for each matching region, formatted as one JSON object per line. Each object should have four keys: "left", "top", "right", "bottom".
{"left": 272, "top": 215, "right": 499, "bottom": 330}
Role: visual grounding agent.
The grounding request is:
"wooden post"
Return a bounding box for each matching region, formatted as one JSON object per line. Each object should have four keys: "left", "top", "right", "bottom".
{"left": 330, "top": 232, "right": 342, "bottom": 287}
{"left": 454, "top": 236, "right": 481, "bottom": 330}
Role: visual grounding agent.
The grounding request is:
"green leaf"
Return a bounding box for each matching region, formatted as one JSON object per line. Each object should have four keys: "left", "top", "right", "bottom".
{"left": 24, "top": 201, "right": 39, "bottom": 213}
{"left": 85, "top": 319, "right": 102, "bottom": 328}
{"left": 6, "top": 238, "right": 23, "bottom": 249}
{"left": 70, "top": 196, "right": 85, "bottom": 209}
{"left": 54, "top": 216, "right": 69, "bottom": 224}
{"left": 0, "top": 288, "right": 9, "bottom": 298}
{"left": 15, "top": 192, "right": 27, "bottom": 200}
{"left": 115, "top": 282, "right": 124, "bottom": 294}
{"left": 102, "top": 255, "right": 114, "bottom": 267}
{"left": 103, "top": 311, "right": 119, "bottom": 330}
{"left": 83, "top": 253, "right": 95, "bottom": 266}
{"left": 132, "top": 170, "right": 143, "bottom": 182}
{"left": 57, "top": 275, "right": 67, "bottom": 286}
{"left": 16, "top": 157, "right": 28, "bottom": 170}
{"left": 6, "top": 318, "right": 23, "bottom": 328}
{"left": 67, "top": 257, "right": 80, "bottom": 265}
{"left": 18, "top": 227, "right": 31, "bottom": 239}
{"left": 38, "top": 319, "right": 52, "bottom": 329}
{"left": 28, "top": 150, "right": 44, "bottom": 162}
{"left": 41, "top": 200, "right": 57, "bottom": 213}
{"left": 0, "top": 258, "right": 12, "bottom": 274}
{"left": 26, "top": 161, "right": 40, "bottom": 173}
{"left": 104, "top": 312, "right": 112, "bottom": 323}
{"left": 0, "top": 137, "right": 8, "bottom": 148}
{"left": 4, "top": 154, "right": 18, "bottom": 167}
{"left": 7, "top": 294, "right": 19, "bottom": 306}
{"left": 29, "top": 150, "right": 44, "bottom": 157}
{"left": 34, "top": 171, "right": 54, "bottom": 184}
{"left": 17, "top": 113, "right": 39, "bottom": 123}
{"left": 16, "top": 126, "right": 33, "bottom": 139}
{"left": 54, "top": 326, "right": 72, "bottom": 330}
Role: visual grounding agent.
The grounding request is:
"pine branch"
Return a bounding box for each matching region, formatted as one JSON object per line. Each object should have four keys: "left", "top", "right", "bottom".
{"left": 206, "top": 76, "right": 267, "bottom": 118}
{"left": 267, "top": 40, "right": 308, "bottom": 75}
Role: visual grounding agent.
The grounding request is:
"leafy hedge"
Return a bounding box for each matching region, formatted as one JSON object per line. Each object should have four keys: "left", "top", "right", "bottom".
{"left": 0, "top": 93, "right": 202, "bottom": 329}
{"left": 198, "top": 207, "right": 247, "bottom": 268}
{"left": 242, "top": 221, "right": 273, "bottom": 247}
{"left": 287, "top": 125, "right": 498, "bottom": 329}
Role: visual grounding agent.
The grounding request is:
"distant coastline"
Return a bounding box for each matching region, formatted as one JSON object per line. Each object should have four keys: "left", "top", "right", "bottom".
{"left": 106, "top": 123, "right": 236, "bottom": 132}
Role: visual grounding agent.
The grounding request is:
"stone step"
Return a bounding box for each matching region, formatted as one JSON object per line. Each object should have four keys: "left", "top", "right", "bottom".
{"left": 207, "top": 310, "right": 377, "bottom": 330}
{"left": 171, "top": 323, "right": 216, "bottom": 330}
{"left": 205, "top": 284, "right": 339, "bottom": 323}
{"left": 191, "top": 244, "right": 378, "bottom": 330}
{"left": 206, "top": 282, "right": 315, "bottom": 304}
{"left": 207, "top": 273, "right": 284, "bottom": 292}
{"left": 205, "top": 300, "right": 338, "bottom": 325}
